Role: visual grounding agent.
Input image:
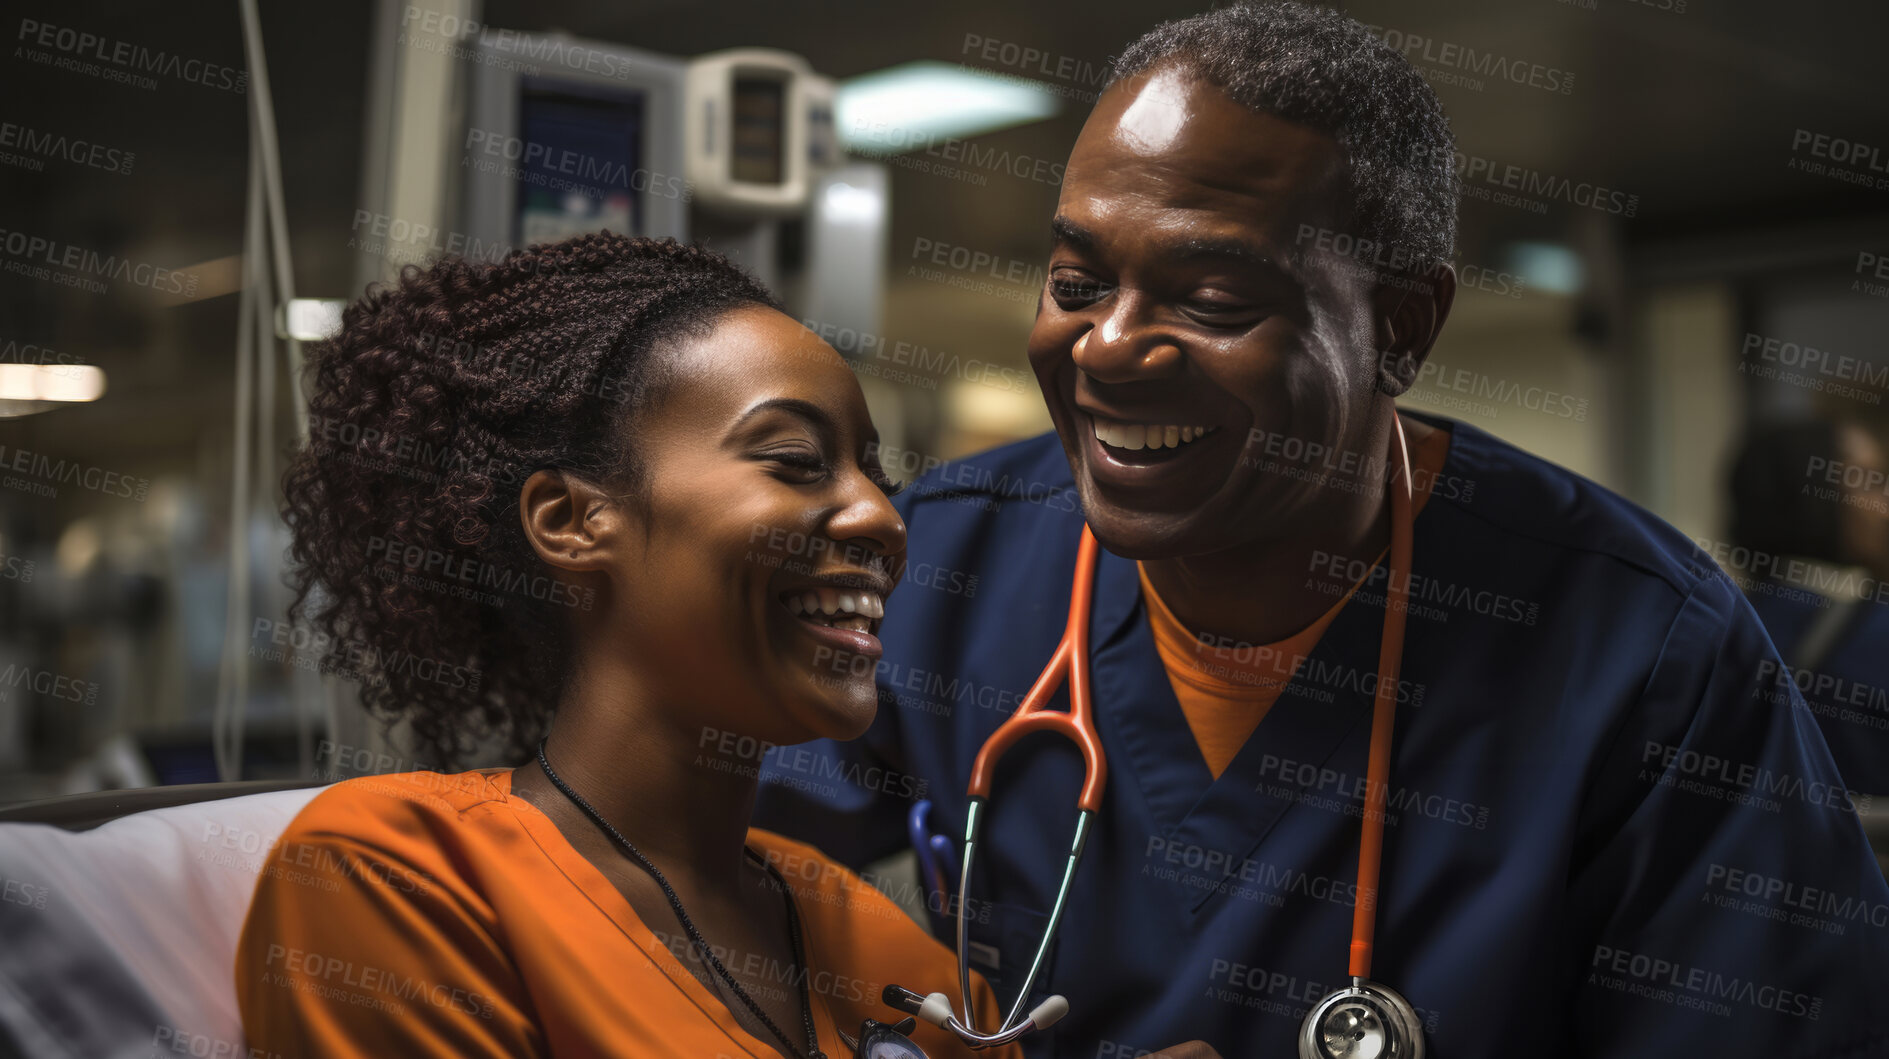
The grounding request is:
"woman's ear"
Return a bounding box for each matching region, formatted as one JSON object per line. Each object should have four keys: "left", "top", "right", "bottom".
{"left": 520, "top": 468, "right": 627, "bottom": 571}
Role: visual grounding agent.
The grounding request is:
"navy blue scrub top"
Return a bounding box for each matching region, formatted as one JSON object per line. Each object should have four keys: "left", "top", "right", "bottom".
{"left": 754, "top": 411, "right": 1889, "bottom": 1058}
{"left": 1745, "top": 579, "right": 1889, "bottom": 796}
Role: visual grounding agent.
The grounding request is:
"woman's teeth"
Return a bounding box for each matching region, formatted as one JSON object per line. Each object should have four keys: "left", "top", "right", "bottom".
{"left": 784, "top": 588, "right": 884, "bottom": 632}
{"left": 1091, "top": 418, "right": 1219, "bottom": 452}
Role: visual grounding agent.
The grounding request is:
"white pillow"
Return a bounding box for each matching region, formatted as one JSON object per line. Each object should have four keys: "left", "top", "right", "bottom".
{"left": 0, "top": 786, "right": 327, "bottom": 1059}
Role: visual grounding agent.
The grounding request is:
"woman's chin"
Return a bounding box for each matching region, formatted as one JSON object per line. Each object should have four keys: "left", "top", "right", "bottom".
{"left": 792, "top": 673, "right": 880, "bottom": 741}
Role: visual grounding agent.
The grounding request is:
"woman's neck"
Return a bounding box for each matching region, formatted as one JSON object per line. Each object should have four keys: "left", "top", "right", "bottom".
{"left": 510, "top": 666, "right": 760, "bottom": 898}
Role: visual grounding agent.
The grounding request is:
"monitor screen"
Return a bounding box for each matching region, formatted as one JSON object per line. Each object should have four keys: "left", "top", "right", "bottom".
{"left": 514, "top": 78, "right": 647, "bottom": 244}
{"left": 731, "top": 75, "right": 786, "bottom": 186}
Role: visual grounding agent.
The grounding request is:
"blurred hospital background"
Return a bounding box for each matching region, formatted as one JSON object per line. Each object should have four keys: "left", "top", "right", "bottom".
{"left": 2, "top": 0, "right": 1887, "bottom": 803}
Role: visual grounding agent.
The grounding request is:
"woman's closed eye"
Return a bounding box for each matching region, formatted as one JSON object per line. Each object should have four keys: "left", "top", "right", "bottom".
{"left": 763, "top": 448, "right": 904, "bottom": 498}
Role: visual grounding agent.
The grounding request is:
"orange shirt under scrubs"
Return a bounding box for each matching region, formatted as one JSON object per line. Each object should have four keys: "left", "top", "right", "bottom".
{"left": 1140, "top": 425, "right": 1452, "bottom": 779}
{"left": 235, "top": 769, "right": 1017, "bottom": 1059}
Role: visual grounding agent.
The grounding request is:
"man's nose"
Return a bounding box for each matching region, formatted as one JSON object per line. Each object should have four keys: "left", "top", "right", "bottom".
{"left": 1070, "top": 292, "right": 1184, "bottom": 384}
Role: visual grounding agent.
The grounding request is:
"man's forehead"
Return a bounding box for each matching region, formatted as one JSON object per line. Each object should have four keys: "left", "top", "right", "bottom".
{"left": 1069, "top": 67, "right": 1344, "bottom": 206}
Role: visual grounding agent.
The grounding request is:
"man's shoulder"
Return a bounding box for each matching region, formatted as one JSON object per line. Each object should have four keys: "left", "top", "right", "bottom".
{"left": 1424, "top": 413, "right": 1722, "bottom": 602}
{"left": 896, "top": 431, "right": 1073, "bottom": 507}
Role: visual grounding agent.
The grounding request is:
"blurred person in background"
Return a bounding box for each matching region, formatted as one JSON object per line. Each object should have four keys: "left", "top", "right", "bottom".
{"left": 756, "top": 3, "right": 1889, "bottom": 1056}
{"left": 1729, "top": 419, "right": 1889, "bottom": 797}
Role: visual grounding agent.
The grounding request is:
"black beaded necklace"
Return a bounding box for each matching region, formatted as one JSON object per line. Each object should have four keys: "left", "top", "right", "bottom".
{"left": 534, "top": 741, "right": 824, "bottom": 1059}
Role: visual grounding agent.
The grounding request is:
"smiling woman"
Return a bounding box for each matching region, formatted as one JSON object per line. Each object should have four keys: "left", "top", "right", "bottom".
{"left": 238, "top": 232, "right": 1017, "bottom": 1059}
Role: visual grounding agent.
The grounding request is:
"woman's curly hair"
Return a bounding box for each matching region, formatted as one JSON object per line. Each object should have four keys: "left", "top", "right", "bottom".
{"left": 282, "top": 232, "right": 777, "bottom": 769}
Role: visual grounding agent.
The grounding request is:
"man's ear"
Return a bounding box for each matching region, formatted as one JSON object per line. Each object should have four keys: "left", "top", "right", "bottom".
{"left": 1373, "top": 262, "right": 1457, "bottom": 397}
{"left": 520, "top": 468, "right": 628, "bottom": 571}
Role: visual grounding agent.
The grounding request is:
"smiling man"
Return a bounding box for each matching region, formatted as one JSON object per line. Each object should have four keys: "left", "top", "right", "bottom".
{"left": 757, "top": 4, "right": 1889, "bottom": 1056}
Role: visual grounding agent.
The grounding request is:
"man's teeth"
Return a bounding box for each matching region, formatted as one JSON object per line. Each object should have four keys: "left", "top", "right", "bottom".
{"left": 1091, "top": 418, "right": 1219, "bottom": 451}
{"left": 784, "top": 588, "right": 884, "bottom": 631}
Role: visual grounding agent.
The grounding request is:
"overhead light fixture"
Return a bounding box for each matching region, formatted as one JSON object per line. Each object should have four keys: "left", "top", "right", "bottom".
{"left": 836, "top": 61, "right": 1060, "bottom": 154}
{"left": 0, "top": 362, "right": 107, "bottom": 418}
{"left": 1503, "top": 241, "right": 1586, "bottom": 296}
{"left": 277, "top": 298, "right": 348, "bottom": 341}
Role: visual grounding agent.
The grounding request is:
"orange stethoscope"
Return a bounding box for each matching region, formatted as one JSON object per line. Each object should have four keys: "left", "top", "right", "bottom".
{"left": 886, "top": 413, "right": 1424, "bottom": 1057}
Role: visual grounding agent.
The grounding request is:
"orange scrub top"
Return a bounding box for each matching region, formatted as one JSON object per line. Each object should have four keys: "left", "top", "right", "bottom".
{"left": 1140, "top": 424, "right": 1452, "bottom": 779}
{"left": 235, "top": 769, "right": 1018, "bottom": 1059}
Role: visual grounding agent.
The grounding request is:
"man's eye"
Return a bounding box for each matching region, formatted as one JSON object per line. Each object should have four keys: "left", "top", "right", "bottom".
{"left": 1049, "top": 277, "right": 1111, "bottom": 307}
{"left": 1184, "top": 299, "right": 1265, "bottom": 326}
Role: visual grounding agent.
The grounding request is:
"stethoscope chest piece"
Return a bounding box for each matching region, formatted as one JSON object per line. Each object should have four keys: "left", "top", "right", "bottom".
{"left": 1299, "top": 978, "right": 1425, "bottom": 1059}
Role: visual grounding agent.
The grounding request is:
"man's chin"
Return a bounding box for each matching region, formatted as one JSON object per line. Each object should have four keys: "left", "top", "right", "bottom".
{"left": 1076, "top": 490, "right": 1213, "bottom": 561}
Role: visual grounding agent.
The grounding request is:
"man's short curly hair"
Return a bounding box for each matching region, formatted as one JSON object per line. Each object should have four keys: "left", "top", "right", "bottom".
{"left": 1108, "top": 0, "right": 1461, "bottom": 272}
{"left": 282, "top": 233, "right": 777, "bottom": 769}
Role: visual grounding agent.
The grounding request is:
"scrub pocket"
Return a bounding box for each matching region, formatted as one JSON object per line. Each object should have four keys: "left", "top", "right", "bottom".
{"left": 962, "top": 898, "right": 1060, "bottom": 1035}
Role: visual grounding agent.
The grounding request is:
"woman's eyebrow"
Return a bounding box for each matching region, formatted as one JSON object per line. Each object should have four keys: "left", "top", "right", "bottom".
{"left": 728, "top": 396, "right": 833, "bottom": 438}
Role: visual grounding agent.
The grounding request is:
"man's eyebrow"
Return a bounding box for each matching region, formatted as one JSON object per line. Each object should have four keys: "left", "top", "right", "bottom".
{"left": 1169, "top": 235, "right": 1284, "bottom": 270}
{"left": 1051, "top": 216, "right": 1287, "bottom": 272}
{"left": 730, "top": 397, "right": 833, "bottom": 436}
{"left": 1049, "top": 215, "right": 1096, "bottom": 253}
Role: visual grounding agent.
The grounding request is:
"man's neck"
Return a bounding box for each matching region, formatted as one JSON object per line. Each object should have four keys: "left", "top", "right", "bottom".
{"left": 1141, "top": 416, "right": 1435, "bottom": 646}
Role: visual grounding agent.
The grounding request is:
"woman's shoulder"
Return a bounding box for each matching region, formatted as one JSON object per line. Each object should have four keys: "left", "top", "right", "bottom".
{"left": 281, "top": 768, "right": 518, "bottom": 866}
